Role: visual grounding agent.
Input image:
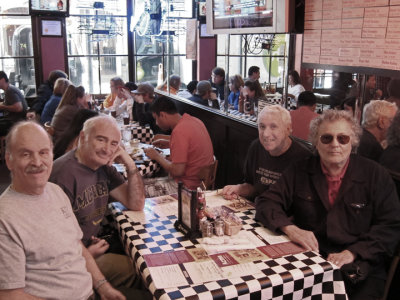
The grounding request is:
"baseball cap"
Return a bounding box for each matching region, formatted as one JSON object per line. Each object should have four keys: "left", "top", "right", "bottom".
{"left": 132, "top": 83, "right": 154, "bottom": 95}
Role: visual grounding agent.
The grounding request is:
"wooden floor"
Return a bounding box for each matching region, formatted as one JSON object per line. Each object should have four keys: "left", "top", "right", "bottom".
{"left": 0, "top": 164, "right": 10, "bottom": 194}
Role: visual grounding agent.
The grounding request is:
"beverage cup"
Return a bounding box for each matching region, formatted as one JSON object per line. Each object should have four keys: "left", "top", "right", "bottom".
{"left": 123, "top": 116, "right": 130, "bottom": 125}
{"left": 110, "top": 109, "right": 117, "bottom": 118}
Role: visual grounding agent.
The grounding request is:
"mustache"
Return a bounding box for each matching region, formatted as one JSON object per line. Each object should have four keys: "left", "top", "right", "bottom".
{"left": 26, "top": 165, "right": 48, "bottom": 174}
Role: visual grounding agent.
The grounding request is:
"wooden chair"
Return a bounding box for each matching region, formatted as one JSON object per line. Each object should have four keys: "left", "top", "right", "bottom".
{"left": 381, "top": 243, "right": 400, "bottom": 300}
{"left": 44, "top": 121, "right": 54, "bottom": 136}
{"left": 197, "top": 158, "right": 218, "bottom": 190}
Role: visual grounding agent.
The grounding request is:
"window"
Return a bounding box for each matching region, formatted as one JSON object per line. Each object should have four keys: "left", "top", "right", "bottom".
{"left": 217, "top": 34, "right": 290, "bottom": 89}
{"left": 132, "top": 0, "right": 193, "bottom": 89}
{"left": 0, "top": 1, "right": 36, "bottom": 96}
{"left": 67, "top": 0, "right": 129, "bottom": 94}
{"left": 313, "top": 69, "right": 333, "bottom": 89}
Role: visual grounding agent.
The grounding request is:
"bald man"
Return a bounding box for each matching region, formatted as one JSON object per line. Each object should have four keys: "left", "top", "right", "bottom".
{"left": 50, "top": 116, "right": 149, "bottom": 298}
{"left": 0, "top": 122, "right": 124, "bottom": 299}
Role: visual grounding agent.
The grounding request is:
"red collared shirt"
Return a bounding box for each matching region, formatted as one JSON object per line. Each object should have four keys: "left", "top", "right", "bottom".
{"left": 321, "top": 158, "right": 350, "bottom": 207}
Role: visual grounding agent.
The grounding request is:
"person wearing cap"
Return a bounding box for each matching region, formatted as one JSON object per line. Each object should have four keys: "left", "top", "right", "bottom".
{"left": 132, "top": 82, "right": 164, "bottom": 134}
{"left": 188, "top": 80, "right": 220, "bottom": 109}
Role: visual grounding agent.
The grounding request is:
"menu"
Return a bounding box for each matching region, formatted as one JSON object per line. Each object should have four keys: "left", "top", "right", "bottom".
{"left": 303, "top": 0, "right": 400, "bottom": 71}
{"left": 144, "top": 238, "right": 306, "bottom": 289}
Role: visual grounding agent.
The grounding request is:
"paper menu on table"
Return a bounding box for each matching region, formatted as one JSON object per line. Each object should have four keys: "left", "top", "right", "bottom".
{"left": 254, "top": 226, "right": 290, "bottom": 245}
{"left": 204, "top": 190, "right": 254, "bottom": 212}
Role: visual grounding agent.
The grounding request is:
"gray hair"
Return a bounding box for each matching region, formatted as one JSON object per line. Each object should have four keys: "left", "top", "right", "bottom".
{"left": 387, "top": 111, "right": 400, "bottom": 147}
{"left": 257, "top": 105, "right": 291, "bottom": 128}
{"left": 6, "top": 121, "right": 52, "bottom": 155}
{"left": 80, "top": 115, "right": 120, "bottom": 143}
{"left": 362, "top": 100, "right": 397, "bottom": 129}
{"left": 197, "top": 80, "right": 212, "bottom": 97}
{"left": 309, "top": 109, "right": 362, "bottom": 149}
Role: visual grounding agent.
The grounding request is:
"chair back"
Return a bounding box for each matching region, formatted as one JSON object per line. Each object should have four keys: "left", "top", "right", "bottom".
{"left": 197, "top": 158, "right": 218, "bottom": 190}
{"left": 44, "top": 121, "right": 54, "bottom": 136}
{"left": 381, "top": 243, "right": 400, "bottom": 300}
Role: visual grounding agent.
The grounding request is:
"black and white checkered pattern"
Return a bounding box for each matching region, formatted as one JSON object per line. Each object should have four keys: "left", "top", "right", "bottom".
{"left": 136, "top": 160, "right": 160, "bottom": 177}
{"left": 110, "top": 204, "right": 348, "bottom": 300}
{"left": 132, "top": 126, "right": 154, "bottom": 144}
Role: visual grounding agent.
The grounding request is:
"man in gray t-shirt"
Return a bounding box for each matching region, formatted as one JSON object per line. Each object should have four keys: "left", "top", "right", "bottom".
{"left": 0, "top": 122, "right": 124, "bottom": 299}
{"left": 0, "top": 71, "right": 28, "bottom": 136}
{"left": 50, "top": 115, "right": 148, "bottom": 297}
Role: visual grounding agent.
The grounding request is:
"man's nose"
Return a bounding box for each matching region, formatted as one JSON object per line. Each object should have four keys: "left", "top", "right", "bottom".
{"left": 30, "top": 153, "right": 42, "bottom": 165}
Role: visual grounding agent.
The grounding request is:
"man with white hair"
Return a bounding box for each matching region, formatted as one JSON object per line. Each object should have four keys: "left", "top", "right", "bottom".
{"left": 50, "top": 115, "right": 148, "bottom": 298}
{"left": 0, "top": 122, "right": 124, "bottom": 299}
{"left": 222, "top": 105, "right": 311, "bottom": 201}
{"left": 358, "top": 100, "right": 397, "bottom": 162}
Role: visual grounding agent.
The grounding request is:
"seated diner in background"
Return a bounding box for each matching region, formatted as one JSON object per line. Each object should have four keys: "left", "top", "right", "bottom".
{"left": 188, "top": 80, "right": 220, "bottom": 110}
{"left": 157, "top": 74, "right": 181, "bottom": 95}
{"left": 0, "top": 71, "right": 28, "bottom": 136}
{"left": 28, "top": 69, "right": 68, "bottom": 120}
{"left": 0, "top": 122, "right": 124, "bottom": 300}
{"left": 287, "top": 70, "right": 305, "bottom": 103}
{"left": 51, "top": 84, "right": 92, "bottom": 142}
{"left": 227, "top": 74, "right": 244, "bottom": 110}
{"left": 238, "top": 79, "right": 266, "bottom": 115}
{"left": 222, "top": 105, "right": 311, "bottom": 201}
{"left": 255, "top": 110, "right": 400, "bottom": 300}
{"left": 40, "top": 77, "right": 71, "bottom": 124}
{"left": 210, "top": 66, "right": 226, "bottom": 101}
{"left": 289, "top": 91, "right": 319, "bottom": 141}
{"left": 177, "top": 80, "right": 198, "bottom": 99}
{"left": 358, "top": 100, "right": 397, "bottom": 162}
{"left": 103, "top": 76, "right": 125, "bottom": 109}
{"left": 144, "top": 96, "right": 214, "bottom": 190}
{"left": 50, "top": 115, "right": 149, "bottom": 299}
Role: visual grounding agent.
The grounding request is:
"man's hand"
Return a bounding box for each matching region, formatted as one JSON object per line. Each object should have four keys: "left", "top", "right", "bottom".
{"left": 87, "top": 237, "right": 109, "bottom": 259}
{"left": 134, "top": 94, "right": 144, "bottom": 104}
{"left": 281, "top": 225, "right": 319, "bottom": 252}
{"left": 221, "top": 185, "right": 240, "bottom": 200}
{"left": 97, "top": 282, "right": 126, "bottom": 300}
{"left": 109, "top": 146, "right": 133, "bottom": 167}
{"left": 327, "top": 250, "right": 355, "bottom": 268}
{"left": 144, "top": 148, "right": 160, "bottom": 161}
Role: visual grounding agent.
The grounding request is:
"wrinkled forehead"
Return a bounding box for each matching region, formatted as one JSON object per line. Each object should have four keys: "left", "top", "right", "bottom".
{"left": 87, "top": 119, "right": 121, "bottom": 140}
{"left": 10, "top": 125, "right": 52, "bottom": 153}
{"left": 258, "top": 110, "right": 286, "bottom": 126}
{"left": 318, "top": 119, "right": 352, "bottom": 135}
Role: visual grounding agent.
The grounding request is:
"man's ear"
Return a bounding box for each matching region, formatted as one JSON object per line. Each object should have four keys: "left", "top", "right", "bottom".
{"left": 5, "top": 152, "right": 12, "bottom": 171}
{"left": 78, "top": 131, "right": 85, "bottom": 145}
{"left": 377, "top": 116, "right": 385, "bottom": 130}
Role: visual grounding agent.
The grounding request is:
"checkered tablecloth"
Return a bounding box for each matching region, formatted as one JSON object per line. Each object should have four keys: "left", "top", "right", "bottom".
{"left": 131, "top": 125, "right": 154, "bottom": 144}
{"left": 110, "top": 204, "right": 348, "bottom": 300}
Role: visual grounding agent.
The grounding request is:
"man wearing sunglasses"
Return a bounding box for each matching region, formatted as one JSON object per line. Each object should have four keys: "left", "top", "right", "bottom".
{"left": 256, "top": 110, "right": 400, "bottom": 300}
{"left": 358, "top": 100, "right": 397, "bottom": 162}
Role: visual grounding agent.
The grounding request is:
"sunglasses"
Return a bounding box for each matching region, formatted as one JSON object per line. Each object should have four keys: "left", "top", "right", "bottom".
{"left": 320, "top": 134, "right": 350, "bottom": 145}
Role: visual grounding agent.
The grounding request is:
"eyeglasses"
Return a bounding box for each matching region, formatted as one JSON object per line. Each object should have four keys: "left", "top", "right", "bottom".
{"left": 319, "top": 134, "right": 350, "bottom": 145}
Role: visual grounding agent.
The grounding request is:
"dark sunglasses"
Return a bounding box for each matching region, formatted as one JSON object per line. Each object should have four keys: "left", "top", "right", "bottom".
{"left": 320, "top": 134, "right": 350, "bottom": 145}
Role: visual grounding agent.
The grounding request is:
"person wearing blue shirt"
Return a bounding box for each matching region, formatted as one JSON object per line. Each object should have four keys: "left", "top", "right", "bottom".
{"left": 228, "top": 74, "right": 244, "bottom": 110}
{"left": 40, "top": 78, "right": 71, "bottom": 124}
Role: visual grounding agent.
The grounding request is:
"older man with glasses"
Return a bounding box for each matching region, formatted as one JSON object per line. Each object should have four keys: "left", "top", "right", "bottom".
{"left": 255, "top": 110, "right": 400, "bottom": 300}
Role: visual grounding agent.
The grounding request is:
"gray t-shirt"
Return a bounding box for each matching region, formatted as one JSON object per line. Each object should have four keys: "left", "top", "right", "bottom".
{"left": 50, "top": 150, "right": 125, "bottom": 246}
{"left": 0, "top": 183, "right": 92, "bottom": 300}
{"left": 4, "top": 84, "right": 27, "bottom": 121}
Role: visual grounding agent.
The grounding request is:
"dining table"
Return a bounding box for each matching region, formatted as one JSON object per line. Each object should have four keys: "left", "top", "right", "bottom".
{"left": 109, "top": 192, "right": 348, "bottom": 300}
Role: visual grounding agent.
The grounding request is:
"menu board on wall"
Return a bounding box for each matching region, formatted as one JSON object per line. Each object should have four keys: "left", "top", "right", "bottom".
{"left": 303, "top": 0, "right": 400, "bottom": 72}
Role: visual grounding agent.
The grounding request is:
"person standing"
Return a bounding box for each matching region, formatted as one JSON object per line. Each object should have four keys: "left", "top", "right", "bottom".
{"left": 290, "top": 91, "right": 319, "bottom": 141}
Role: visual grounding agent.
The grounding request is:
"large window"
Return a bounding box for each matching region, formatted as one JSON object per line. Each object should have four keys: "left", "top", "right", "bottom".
{"left": 132, "top": 0, "right": 193, "bottom": 88}
{"left": 67, "top": 0, "right": 129, "bottom": 94}
{"left": 217, "top": 34, "right": 289, "bottom": 89}
{"left": 0, "top": 1, "right": 36, "bottom": 96}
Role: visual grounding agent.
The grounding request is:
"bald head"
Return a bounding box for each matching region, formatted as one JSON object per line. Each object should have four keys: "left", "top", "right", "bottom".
{"left": 5, "top": 121, "right": 53, "bottom": 195}
{"left": 6, "top": 121, "right": 52, "bottom": 155}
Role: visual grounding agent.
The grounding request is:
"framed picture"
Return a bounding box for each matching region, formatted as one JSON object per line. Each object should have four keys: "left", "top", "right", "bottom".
{"left": 199, "top": 2, "right": 207, "bottom": 17}
{"left": 41, "top": 20, "right": 62, "bottom": 36}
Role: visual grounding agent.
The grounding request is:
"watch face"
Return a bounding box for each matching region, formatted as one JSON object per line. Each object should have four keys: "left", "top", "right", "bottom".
{"left": 181, "top": 189, "right": 192, "bottom": 228}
